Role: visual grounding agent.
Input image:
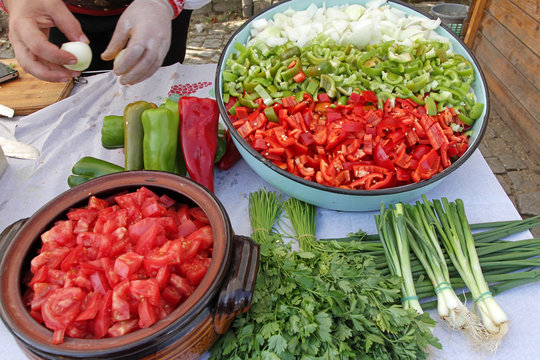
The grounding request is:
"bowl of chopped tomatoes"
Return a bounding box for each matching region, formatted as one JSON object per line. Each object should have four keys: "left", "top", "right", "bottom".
{"left": 215, "top": 0, "right": 489, "bottom": 211}
{"left": 0, "top": 171, "right": 259, "bottom": 359}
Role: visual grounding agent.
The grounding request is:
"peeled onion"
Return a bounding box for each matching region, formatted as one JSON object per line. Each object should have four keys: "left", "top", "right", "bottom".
{"left": 61, "top": 42, "right": 92, "bottom": 71}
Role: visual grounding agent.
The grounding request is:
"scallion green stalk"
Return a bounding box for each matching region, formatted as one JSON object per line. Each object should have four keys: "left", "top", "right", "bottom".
{"left": 376, "top": 203, "right": 423, "bottom": 314}
{"left": 404, "top": 202, "right": 480, "bottom": 332}
{"left": 432, "top": 197, "right": 508, "bottom": 350}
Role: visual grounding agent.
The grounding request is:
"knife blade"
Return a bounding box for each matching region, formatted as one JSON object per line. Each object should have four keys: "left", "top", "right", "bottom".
{"left": 0, "top": 104, "right": 14, "bottom": 118}
{"left": 0, "top": 136, "right": 40, "bottom": 160}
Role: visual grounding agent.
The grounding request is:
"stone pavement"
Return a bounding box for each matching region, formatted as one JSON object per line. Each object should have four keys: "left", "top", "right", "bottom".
{"left": 185, "top": 5, "right": 539, "bottom": 237}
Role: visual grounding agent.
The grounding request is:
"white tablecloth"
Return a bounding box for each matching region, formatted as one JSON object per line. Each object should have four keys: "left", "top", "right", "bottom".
{"left": 0, "top": 64, "right": 538, "bottom": 359}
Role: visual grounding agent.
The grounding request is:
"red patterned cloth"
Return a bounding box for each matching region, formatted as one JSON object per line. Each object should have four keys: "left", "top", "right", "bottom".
{"left": 1, "top": 0, "right": 185, "bottom": 19}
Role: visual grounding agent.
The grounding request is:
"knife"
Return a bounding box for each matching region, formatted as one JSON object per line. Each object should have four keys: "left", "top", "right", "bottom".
{"left": 0, "top": 104, "right": 14, "bottom": 118}
{"left": 0, "top": 137, "right": 40, "bottom": 160}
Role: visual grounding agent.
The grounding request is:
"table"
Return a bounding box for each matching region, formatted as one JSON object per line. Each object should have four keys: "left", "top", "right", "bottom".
{"left": 0, "top": 64, "right": 538, "bottom": 359}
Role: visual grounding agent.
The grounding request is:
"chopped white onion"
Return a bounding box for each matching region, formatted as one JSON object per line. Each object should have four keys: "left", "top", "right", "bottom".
{"left": 246, "top": 1, "right": 447, "bottom": 50}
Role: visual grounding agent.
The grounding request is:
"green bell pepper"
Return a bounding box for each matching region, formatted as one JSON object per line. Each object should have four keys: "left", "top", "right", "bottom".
{"left": 160, "top": 98, "right": 187, "bottom": 175}
{"left": 68, "top": 156, "right": 124, "bottom": 188}
{"left": 124, "top": 101, "right": 156, "bottom": 170}
{"left": 101, "top": 115, "right": 124, "bottom": 149}
{"left": 141, "top": 107, "right": 179, "bottom": 173}
{"left": 215, "top": 124, "right": 227, "bottom": 164}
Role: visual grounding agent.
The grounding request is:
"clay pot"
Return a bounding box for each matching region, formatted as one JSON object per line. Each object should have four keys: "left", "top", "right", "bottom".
{"left": 0, "top": 171, "right": 259, "bottom": 359}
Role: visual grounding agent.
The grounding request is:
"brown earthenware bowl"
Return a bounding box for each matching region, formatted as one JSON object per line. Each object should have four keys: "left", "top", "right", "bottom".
{"left": 0, "top": 171, "right": 259, "bottom": 360}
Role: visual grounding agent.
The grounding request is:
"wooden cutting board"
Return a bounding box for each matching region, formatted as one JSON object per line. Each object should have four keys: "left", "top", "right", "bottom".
{"left": 0, "top": 58, "right": 74, "bottom": 116}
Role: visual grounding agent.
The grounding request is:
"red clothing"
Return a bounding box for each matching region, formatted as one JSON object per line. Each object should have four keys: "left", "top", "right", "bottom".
{"left": 0, "top": 0, "right": 184, "bottom": 18}
{"left": 65, "top": 0, "right": 131, "bottom": 16}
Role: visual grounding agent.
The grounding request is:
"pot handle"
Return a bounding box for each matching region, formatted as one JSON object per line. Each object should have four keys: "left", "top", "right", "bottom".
{"left": 213, "top": 235, "right": 260, "bottom": 335}
{"left": 0, "top": 219, "right": 27, "bottom": 255}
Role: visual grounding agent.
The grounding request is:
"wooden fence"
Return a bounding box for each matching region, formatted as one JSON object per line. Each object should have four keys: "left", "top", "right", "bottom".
{"left": 464, "top": 0, "right": 540, "bottom": 157}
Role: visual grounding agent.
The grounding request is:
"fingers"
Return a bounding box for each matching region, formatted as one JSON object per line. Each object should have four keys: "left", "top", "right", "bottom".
{"left": 107, "top": 27, "right": 171, "bottom": 85}
{"left": 100, "top": 32, "right": 129, "bottom": 62}
{"left": 117, "top": 51, "right": 163, "bottom": 85}
{"left": 9, "top": 29, "right": 80, "bottom": 82}
{"left": 7, "top": 0, "right": 88, "bottom": 81}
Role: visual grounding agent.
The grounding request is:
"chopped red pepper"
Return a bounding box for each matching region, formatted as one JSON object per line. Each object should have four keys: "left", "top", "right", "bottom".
{"left": 227, "top": 91, "right": 470, "bottom": 190}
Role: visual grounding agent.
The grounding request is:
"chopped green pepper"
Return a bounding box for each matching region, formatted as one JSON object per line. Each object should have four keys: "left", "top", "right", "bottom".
{"left": 282, "top": 57, "right": 303, "bottom": 81}
{"left": 425, "top": 96, "right": 437, "bottom": 116}
{"left": 264, "top": 106, "right": 279, "bottom": 123}
{"left": 469, "top": 102, "right": 485, "bottom": 121}
{"left": 254, "top": 84, "right": 274, "bottom": 106}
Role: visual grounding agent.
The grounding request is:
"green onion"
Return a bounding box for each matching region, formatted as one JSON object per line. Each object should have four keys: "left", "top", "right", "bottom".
{"left": 431, "top": 197, "right": 508, "bottom": 349}
{"left": 247, "top": 188, "right": 282, "bottom": 244}
{"left": 404, "top": 202, "right": 480, "bottom": 332}
{"left": 376, "top": 203, "right": 423, "bottom": 314}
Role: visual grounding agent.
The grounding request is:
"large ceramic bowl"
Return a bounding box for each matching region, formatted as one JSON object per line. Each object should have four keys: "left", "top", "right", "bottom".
{"left": 215, "top": 0, "right": 489, "bottom": 211}
{"left": 0, "top": 171, "right": 259, "bottom": 360}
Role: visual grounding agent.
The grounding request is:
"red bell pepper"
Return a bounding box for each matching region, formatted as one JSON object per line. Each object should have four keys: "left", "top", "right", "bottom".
{"left": 217, "top": 130, "right": 242, "bottom": 170}
{"left": 179, "top": 97, "right": 219, "bottom": 192}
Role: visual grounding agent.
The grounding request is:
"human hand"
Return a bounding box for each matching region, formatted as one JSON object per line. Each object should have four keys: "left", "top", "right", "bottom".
{"left": 101, "top": 0, "right": 174, "bottom": 85}
{"left": 5, "top": 0, "right": 89, "bottom": 82}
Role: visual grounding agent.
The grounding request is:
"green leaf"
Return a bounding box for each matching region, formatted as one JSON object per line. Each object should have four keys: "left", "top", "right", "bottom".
{"left": 288, "top": 315, "right": 301, "bottom": 334}
{"left": 261, "top": 351, "right": 282, "bottom": 360}
{"left": 297, "top": 251, "right": 316, "bottom": 259}
{"left": 315, "top": 312, "right": 333, "bottom": 342}
{"left": 338, "top": 279, "right": 353, "bottom": 293}
{"left": 268, "top": 334, "right": 288, "bottom": 354}
{"left": 335, "top": 322, "right": 353, "bottom": 341}
{"left": 221, "top": 331, "right": 238, "bottom": 355}
{"left": 260, "top": 322, "right": 280, "bottom": 338}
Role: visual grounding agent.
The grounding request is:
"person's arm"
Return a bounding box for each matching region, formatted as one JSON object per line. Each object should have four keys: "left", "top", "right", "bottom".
{"left": 101, "top": 0, "right": 185, "bottom": 85}
{"left": 3, "top": 0, "right": 89, "bottom": 82}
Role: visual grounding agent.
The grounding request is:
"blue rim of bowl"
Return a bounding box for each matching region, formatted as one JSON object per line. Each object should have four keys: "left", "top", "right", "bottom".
{"left": 215, "top": 0, "right": 490, "bottom": 198}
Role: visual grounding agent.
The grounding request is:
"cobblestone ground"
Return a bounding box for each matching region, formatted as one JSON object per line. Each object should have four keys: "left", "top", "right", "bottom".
{"left": 1, "top": 7, "right": 538, "bottom": 236}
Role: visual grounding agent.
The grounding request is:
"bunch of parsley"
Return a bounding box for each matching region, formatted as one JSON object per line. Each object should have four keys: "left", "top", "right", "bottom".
{"left": 209, "top": 190, "right": 440, "bottom": 359}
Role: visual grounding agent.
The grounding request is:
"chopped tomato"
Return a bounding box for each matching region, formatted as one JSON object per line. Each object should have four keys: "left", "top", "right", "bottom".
{"left": 41, "top": 287, "right": 86, "bottom": 344}
{"left": 137, "top": 300, "right": 157, "bottom": 328}
{"left": 107, "top": 319, "right": 139, "bottom": 337}
{"left": 130, "top": 279, "right": 161, "bottom": 306}
{"left": 114, "top": 252, "right": 144, "bottom": 279}
{"left": 185, "top": 225, "right": 213, "bottom": 251}
{"left": 25, "top": 187, "right": 213, "bottom": 344}
{"left": 179, "top": 258, "right": 209, "bottom": 286}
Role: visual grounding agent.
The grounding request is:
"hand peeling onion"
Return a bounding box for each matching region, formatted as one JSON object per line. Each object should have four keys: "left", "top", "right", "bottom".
{"left": 61, "top": 42, "right": 92, "bottom": 71}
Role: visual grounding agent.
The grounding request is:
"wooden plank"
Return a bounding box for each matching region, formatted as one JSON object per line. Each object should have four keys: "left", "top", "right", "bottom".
{"left": 513, "top": 0, "right": 540, "bottom": 23}
{"left": 477, "top": 57, "right": 540, "bottom": 157}
{"left": 479, "top": 13, "right": 540, "bottom": 91}
{"left": 485, "top": 0, "right": 540, "bottom": 55}
{"left": 464, "top": 0, "right": 489, "bottom": 47}
{"left": 473, "top": 33, "right": 540, "bottom": 122}
{"left": 0, "top": 59, "right": 74, "bottom": 116}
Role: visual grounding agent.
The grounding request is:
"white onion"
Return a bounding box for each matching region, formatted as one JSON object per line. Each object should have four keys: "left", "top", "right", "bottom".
{"left": 61, "top": 42, "right": 92, "bottom": 71}
{"left": 246, "top": 1, "right": 448, "bottom": 50}
{"left": 112, "top": 49, "right": 127, "bottom": 71}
